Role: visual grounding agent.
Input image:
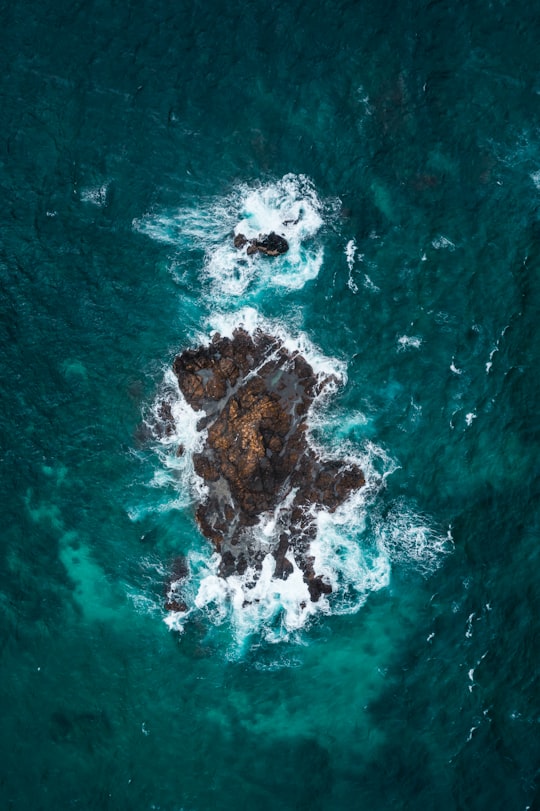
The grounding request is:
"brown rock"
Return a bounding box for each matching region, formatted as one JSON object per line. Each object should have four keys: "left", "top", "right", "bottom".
{"left": 165, "top": 599, "right": 188, "bottom": 612}
{"left": 234, "top": 233, "right": 248, "bottom": 249}
{"left": 254, "top": 232, "right": 289, "bottom": 256}
{"left": 172, "top": 329, "right": 364, "bottom": 601}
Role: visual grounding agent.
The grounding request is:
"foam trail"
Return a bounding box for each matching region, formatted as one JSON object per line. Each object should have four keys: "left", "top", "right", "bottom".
{"left": 345, "top": 239, "right": 359, "bottom": 293}
{"left": 398, "top": 335, "right": 422, "bottom": 351}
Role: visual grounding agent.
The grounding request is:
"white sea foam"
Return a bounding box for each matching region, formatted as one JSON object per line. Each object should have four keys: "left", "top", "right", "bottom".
{"left": 210, "top": 175, "right": 324, "bottom": 297}
{"left": 310, "top": 491, "right": 391, "bottom": 615}
{"left": 197, "top": 553, "right": 316, "bottom": 643}
{"left": 81, "top": 183, "right": 109, "bottom": 206}
{"left": 466, "top": 725, "right": 479, "bottom": 742}
{"left": 373, "top": 499, "right": 451, "bottom": 576}
{"left": 485, "top": 323, "right": 509, "bottom": 373}
{"left": 363, "top": 274, "right": 380, "bottom": 292}
{"left": 450, "top": 357, "right": 462, "bottom": 374}
{"left": 530, "top": 170, "right": 540, "bottom": 190}
{"left": 432, "top": 235, "right": 455, "bottom": 251}
{"left": 142, "top": 367, "right": 209, "bottom": 511}
{"left": 397, "top": 335, "right": 422, "bottom": 351}
{"left": 345, "top": 238, "right": 357, "bottom": 271}
{"left": 345, "top": 239, "right": 363, "bottom": 293}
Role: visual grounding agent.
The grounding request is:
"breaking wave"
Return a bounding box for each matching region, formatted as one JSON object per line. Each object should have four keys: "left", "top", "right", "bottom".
{"left": 134, "top": 174, "right": 330, "bottom": 299}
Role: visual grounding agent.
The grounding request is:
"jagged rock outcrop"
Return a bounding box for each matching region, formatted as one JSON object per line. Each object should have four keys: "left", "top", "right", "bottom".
{"left": 233, "top": 231, "right": 289, "bottom": 256}
{"left": 171, "top": 329, "right": 365, "bottom": 601}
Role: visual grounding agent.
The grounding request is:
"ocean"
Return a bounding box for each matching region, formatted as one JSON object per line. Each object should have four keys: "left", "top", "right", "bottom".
{"left": 1, "top": 0, "right": 539, "bottom": 808}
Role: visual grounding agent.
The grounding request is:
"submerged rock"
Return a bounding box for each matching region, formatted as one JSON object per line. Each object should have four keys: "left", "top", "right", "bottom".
{"left": 171, "top": 329, "right": 365, "bottom": 602}
{"left": 234, "top": 231, "right": 289, "bottom": 256}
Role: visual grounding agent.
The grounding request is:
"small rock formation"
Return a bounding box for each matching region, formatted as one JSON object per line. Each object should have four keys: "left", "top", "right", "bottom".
{"left": 234, "top": 231, "right": 289, "bottom": 256}
{"left": 233, "top": 233, "right": 249, "bottom": 249}
{"left": 170, "top": 329, "right": 365, "bottom": 602}
{"left": 155, "top": 400, "right": 175, "bottom": 437}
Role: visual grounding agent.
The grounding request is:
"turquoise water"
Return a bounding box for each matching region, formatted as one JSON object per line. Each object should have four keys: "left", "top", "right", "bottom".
{"left": 1, "top": 0, "right": 539, "bottom": 808}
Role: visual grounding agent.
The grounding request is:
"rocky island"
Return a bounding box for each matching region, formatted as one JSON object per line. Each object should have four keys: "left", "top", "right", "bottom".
{"left": 167, "top": 328, "right": 365, "bottom": 605}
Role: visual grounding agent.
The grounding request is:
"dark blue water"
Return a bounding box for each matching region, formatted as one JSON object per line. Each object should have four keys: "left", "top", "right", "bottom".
{"left": 1, "top": 0, "right": 539, "bottom": 808}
